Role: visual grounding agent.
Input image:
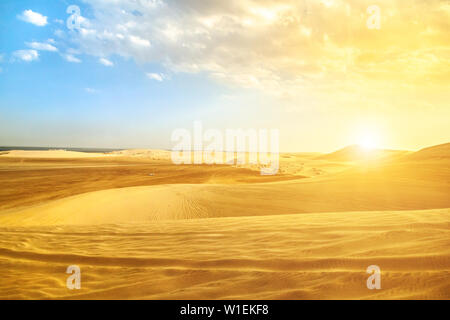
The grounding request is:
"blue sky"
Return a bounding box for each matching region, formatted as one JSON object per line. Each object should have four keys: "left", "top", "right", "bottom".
{"left": 0, "top": 0, "right": 449, "bottom": 151}
{"left": 0, "top": 0, "right": 256, "bottom": 149}
{"left": 0, "top": 1, "right": 270, "bottom": 148}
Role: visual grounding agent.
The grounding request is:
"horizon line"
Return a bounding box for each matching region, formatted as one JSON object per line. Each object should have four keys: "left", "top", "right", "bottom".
{"left": 2, "top": 142, "right": 449, "bottom": 154}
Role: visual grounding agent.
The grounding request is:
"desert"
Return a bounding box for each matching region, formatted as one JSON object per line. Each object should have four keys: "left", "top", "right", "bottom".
{"left": 2, "top": 0, "right": 449, "bottom": 304}
{"left": 0, "top": 144, "right": 448, "bottom": 299}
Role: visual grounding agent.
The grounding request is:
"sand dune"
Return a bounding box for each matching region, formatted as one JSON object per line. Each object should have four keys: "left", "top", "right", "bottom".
{"left": 0, "top": 149, "right": 448, "bottom": 225}
{"left": 0, "top": 150, "right": 108, "bottom": 158}
{"left": 0, "top": 146, "right": 449, "bottom": 299}
{"left": 0, "top": 209, "right": 448, "bottom": 299}
{"left": 316, "top": 145, "right": 411, "bottom": 162}
{"left": 404, "top": 142, "right": 450, "bottom": 161}
{"left": 0, "top": 174, "right": 448, "bottom": 226}
{"left": 107, "top": 149, "right": 172, "bottom": 160}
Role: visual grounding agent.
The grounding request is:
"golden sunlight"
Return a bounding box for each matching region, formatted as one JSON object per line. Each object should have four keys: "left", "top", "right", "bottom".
{"left": 357, "top": 129, "right": 381, "bottom": 150}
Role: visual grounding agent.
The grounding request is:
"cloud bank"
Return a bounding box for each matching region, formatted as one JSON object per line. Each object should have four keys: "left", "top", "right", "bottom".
{"left": 43, "top": 0, "right": 447, "bottom": 115}
{"left": 66, "top": 1, "right": 448, "bottom": 89}
{"left": 18, "top": 9, "right": 48, "bottom": 26}
{"left": 13, "top": 49, "right": 39, "bottom": 62}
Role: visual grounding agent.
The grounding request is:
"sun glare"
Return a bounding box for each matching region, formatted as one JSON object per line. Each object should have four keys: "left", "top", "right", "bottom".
{"left": 357, "top": 131, "right": 380, "bottom": 150}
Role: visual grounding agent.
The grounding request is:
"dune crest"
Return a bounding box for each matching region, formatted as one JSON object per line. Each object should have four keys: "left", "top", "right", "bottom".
{"left": 0, "top": 144, "right": 449, "bottom": 299}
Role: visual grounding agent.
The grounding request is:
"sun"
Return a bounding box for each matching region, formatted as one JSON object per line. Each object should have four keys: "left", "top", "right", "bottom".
{"left": 357, "top": 130, "right": 380, "bottom": 150}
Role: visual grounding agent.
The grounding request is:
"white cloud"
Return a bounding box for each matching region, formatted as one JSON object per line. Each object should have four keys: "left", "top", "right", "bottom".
{"left": 99, "top": 58, "right": 114, "bottom": 66}
{"left": 146, "top": 73, "right": 164, "bottom": 81}
{"left": 74, "top": 15, "right": 91, "bottom": 29}
{"left": 17, "top": 10, "right": 48, "bottom": 26}
{"left": 59, "top": 0, "right": 450, "bottom": 100}
{"left": 26, "top": 41, "right": 58, "bottom": 52}
{"left": 63, "top": 54, "right": 82, "bottom": 63}
{"left": 63, "top": 0, "right": 348, "bottom": 91}
{"left": 85, "top": 88, "right": 98, "bottom": 93}
{"left": 13, "top": 50, "right": 39, "bottom": 62}
{"left": 54, "top": 19, "right": 64, "bottom": 24}
{"left": 129, "top": 35, "right": 151, "bottom": 47}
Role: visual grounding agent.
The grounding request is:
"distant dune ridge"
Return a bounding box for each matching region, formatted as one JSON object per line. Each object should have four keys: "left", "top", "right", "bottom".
{"left": 0, "top": 143, "right": 449, "bottom": 299}
{"left": 403, "top": 142, "right": 450, "bottom": 161}
{"left": 0, "top": 149, "right": 107, "bottom": 158}
{"left": 316, "top": 145, "right": 411, "bottom": 162}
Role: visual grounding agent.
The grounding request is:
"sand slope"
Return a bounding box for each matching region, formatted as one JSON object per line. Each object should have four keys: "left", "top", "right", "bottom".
{"left": 0, "top": 155, "right": 448, "bottom": 226}
{"left": 317, "top": 145, "right": 410, "bottom": 162}
{"left": 0, "top": 147, "right": 449, "bottom": 299}
{"left": 0, "top": 209, "right": 448, "bottom": 299}
{"left": 404, "top": 143, "right": 450, "bottom": 161}
{"left": 0, "top": 175, "right": 448, "bottom": 226}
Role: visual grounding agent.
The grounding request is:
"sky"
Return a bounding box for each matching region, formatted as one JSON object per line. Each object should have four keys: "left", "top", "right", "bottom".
{"left": 0, "top": 0, "right": 449, "bottom": 152}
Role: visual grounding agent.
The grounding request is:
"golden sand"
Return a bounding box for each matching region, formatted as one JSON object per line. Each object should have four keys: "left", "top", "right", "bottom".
{"left": 0, "top": 145, "right": 449, "bottom": 299}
